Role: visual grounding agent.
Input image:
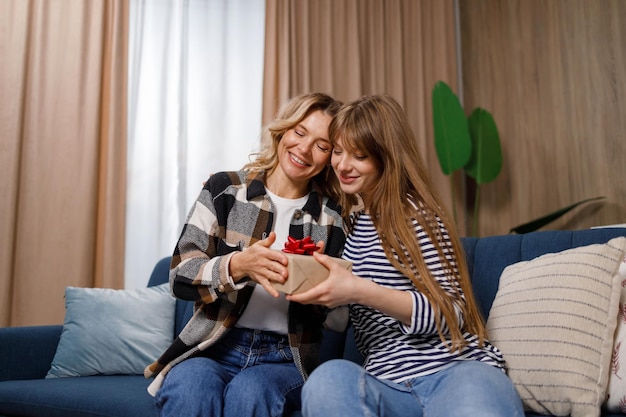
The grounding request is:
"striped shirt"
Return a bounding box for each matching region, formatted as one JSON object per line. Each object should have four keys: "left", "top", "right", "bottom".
{"left": 343, "top": 212, "right": 505, "bottom": 383}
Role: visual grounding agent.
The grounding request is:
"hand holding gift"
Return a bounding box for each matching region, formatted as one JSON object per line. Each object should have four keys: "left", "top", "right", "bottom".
{"left": 229, "top": 231, "right": 288, "bottom": 298}
{"left": 271, "top": 236, "right": 352, "bottom": 295}
{"left": 286, "top": 251, "right": 359, "bottom": 309}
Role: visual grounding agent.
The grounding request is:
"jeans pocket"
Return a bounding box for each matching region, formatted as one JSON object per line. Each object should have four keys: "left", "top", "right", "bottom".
{"left": 278, "top": 346, "right": 294, "bottom": 362}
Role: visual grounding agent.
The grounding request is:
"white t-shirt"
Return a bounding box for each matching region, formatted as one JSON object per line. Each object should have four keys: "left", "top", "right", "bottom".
{"left": 235, "top": 189, "right": 309, "bottom": 335}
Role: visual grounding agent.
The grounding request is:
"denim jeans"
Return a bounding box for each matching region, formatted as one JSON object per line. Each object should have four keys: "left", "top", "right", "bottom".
{"left": 302, "top": 359, "right": 524, "bottom": 417}
{"left": 155, "top": 327, "right": 303, "bottom": 417}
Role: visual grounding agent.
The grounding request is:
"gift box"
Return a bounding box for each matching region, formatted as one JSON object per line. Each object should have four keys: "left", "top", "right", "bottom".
{"left": 270, "top": 236, "right": 352, "bottom": 295}
{"left": 271, "top": 252, "right": 353, "bottom": 295}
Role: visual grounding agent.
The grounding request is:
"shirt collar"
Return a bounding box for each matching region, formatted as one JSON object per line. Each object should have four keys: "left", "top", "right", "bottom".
{"left": 245, "top": 170, "right": 323, "bottom": 220}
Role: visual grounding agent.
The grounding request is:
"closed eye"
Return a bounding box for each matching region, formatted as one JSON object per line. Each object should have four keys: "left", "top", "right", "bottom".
{"left": 317, "top": 142, "right": 331, "bottom": 152}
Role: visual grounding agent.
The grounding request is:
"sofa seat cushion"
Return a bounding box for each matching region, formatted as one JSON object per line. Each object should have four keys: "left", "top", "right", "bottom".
{"left": 0, "top": 375, "right": 156, "bottom": 417}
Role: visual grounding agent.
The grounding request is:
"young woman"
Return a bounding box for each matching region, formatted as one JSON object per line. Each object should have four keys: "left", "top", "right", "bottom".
{"left": 288, "top": 94, "right": 524, "bottom": 417}
{"left": 145, "top": 92, "right": 347, "bottom": 417}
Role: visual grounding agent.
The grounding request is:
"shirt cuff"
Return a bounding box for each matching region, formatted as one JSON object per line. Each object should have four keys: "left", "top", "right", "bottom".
{"left": 219, "top": 252, "right": 248, "bottom": 293}
{"left": 400, "top": 292, "right": 419, "bottom": 334}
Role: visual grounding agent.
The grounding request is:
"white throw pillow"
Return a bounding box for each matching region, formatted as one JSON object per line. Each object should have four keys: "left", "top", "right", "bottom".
{"left": 486, "top": 237, "right": 626, "bottom": 417}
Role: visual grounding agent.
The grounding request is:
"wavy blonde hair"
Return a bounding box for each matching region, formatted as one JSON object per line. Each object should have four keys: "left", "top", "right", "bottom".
{"left": 245, "top": 92, "right": 343, "bottom": 201}
{"left": 330, "top": 94, "right": 486, "bottom": 351}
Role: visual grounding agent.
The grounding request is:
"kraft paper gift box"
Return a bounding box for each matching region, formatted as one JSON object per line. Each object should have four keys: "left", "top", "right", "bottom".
{"left": 271, "top": 252, "right": 353, "bottom": 295}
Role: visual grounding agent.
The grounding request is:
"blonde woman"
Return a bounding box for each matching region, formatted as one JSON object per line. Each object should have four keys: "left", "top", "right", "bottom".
{"left": 289, "top": 95, "right": 523, "bottom": 417}
{"left": 148, "top": 93, "right": 346, "bottom": 417}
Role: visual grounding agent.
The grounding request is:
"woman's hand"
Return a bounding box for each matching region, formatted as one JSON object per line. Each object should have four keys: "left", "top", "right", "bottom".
{"left": 229, "top": 232, "right": 288, "bottom": 298}
{"left": 286, "top": 252, "right": 362, "bottom": 308}
{"left": 288, "top": 252, "right": 414, "bottom": 325}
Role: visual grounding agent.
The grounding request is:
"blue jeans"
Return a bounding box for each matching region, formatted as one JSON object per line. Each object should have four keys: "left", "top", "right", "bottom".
{"left": 156, "top": 327, "right": 303, "bottom": 417}
{"left": 302, "top": 359, "right": 524, "bottom": 417}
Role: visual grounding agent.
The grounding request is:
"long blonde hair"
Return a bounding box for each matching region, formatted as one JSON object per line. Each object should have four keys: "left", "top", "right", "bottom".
{"left": 330, "top": 94, "right": 486, "bottom": 351}
{"left": 245, "top": 92, "right": 343, "bottom": 201}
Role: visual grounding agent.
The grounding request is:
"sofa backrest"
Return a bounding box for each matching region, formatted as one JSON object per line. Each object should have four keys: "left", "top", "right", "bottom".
{"left": 462, "top": 227, "right": 626, "bottom": 319}
{"left": 147, "top": 257, "right": 194, "bottom": 336}
{"left": 148, "top": 227, "right": 626, "bottom": 340}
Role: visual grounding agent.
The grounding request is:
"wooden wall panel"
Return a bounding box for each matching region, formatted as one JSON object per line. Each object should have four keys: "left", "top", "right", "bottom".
{"left": 459, "top": 0, "right": 626, "bottom": 236}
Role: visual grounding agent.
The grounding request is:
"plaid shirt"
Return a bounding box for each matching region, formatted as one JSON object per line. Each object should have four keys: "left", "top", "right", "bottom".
{"left": 145, "top": 170, "right": 346, "bottom": 395}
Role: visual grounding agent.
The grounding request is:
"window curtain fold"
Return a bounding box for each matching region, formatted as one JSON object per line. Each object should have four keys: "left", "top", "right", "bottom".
{"left": 263, "top": 0, "right": 462, "bottom": 226}
{"left": 0, "top": 0, "right": 128, "bottom": 326}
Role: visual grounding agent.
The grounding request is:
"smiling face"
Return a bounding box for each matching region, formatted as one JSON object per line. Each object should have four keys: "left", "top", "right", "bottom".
{"left": 270, "top": 110, "right": 333, "bottom": 197}
{"left": 331, "top": 136, "right": 381, "bottom": 206}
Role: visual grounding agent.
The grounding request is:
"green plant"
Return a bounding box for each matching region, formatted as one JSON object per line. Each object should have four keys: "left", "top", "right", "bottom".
{"left": 432, "top": 80, "right": 605, "bottom": 236}
{"left": 432, "top": 80, "right": 502, "bottom": 236}
{"left": 509, "top": 196, "right": 606, "bottom": 234}
{"left": 431, "top": 81, "right": 471, "bottom": 223}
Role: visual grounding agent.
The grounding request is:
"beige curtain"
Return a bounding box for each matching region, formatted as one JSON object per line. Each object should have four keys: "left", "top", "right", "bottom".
{"left": 0, "top": 0, "right": 128, "bottom": 326}
{"left": 263, "top": 0, "right": 464, "bottom": 229}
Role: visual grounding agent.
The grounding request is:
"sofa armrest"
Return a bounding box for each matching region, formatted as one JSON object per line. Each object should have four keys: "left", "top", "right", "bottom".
{"left": 0, "top": 325, "right": 62, "bottom": 381}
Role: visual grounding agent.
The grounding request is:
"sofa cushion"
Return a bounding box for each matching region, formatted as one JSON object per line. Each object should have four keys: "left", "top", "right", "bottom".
{"left": 0, "top": 375, "right": 157, "bottom": 417}
{"left": 47, "top": 283, "right": 176, "bottom": 378}
{"left": 486, "top": 237, "right": 626, "bottom": 417}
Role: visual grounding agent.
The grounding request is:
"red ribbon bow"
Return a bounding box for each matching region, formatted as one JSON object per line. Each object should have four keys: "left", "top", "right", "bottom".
{"left": 282, "top": 236, "right": 320, "bottom": 255}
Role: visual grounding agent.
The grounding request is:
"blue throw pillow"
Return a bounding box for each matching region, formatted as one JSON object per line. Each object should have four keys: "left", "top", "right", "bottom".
{"left": 46, "top": 283, "right": 175, "bottom": 378}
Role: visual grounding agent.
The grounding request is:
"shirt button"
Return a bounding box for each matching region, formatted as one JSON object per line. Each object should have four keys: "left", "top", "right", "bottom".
{"left": 218, "top": 284, "right": 225, "bottom": 292}
{"left": 294, "top": 210, "right": 302, "bottom": 219}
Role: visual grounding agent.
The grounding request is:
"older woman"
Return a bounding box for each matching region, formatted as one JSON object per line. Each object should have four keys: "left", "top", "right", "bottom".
{"left": 147, "top": 93, "right": 346, "bottom": 417}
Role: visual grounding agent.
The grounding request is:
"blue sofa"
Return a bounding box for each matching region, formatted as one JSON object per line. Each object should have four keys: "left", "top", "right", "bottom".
{"left": 1, "top": 228, "right": 625, "bottom": 417}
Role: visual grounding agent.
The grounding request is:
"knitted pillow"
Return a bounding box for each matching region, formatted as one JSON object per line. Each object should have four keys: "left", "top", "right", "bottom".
{"left": 486, "top": 237, "right": 626, "bottom": 417}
